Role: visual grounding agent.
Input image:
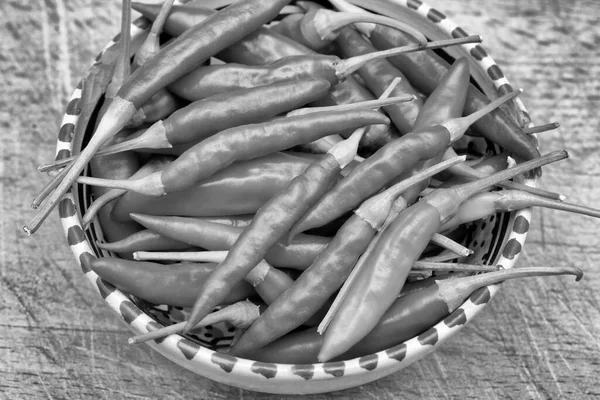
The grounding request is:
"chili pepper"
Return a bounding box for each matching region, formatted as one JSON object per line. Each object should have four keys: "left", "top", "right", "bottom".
{"left": 127, "top": 89, "right": 186, "bottom": 128}
{"left": 109, "top": 151, "right": 324, "bottom": 221}
{"left": 83, "top": 155, "right": 173, "bottom": 229}
{"left": 25, "top": 0, "right": 293, "bottom": 235}
{"left": 387, "top": 56, "right": 471, "bottom": 208}
{"left": 239, "top": 266, "right": 581, "bottom": 363}
{"left": 229, "top": 156, "right": 465, "bottom": 355}
{"left": 287, "top": 90, "right": 522, "bottom": 241}
{"left": 169, "top": 35, "right": 478, "bottom": 101}
{"left": 244, "top": 261, "right": 295, "bottom": 306}
{"left": 97, "top": 229, "right": 194, "bottom": 253}
{"left": 97, "top": 215, "right": 254, "bottom": 253}
{"left": 41, "top": 79, "right": 331, "bottom": 171}
{"left": 132, "top": 1, "right": 314, "bottom": 65}
{"left": 441, "top": 190, "right": 600, "bottom": 232}
{"left": 90, "top": 257, "right": 255, "bottom": 307}
{"left": 83, "top": 108, "right": 391, "bottom": 197}
{"left": 318, "top": 150, "right": 567, "bottom": 361}
{"left": 182, "top": 128, "right": 366, "bottom": 332}
{"left": 271, "top": 6, "right": 427, "bottom": 51}
{"left": 128, "top": 299, "right": 264, "bottom": 345}
{"left": 129, "top": 213, "right": 330, "bottom": 270}
{"left": 356, "top": 12, "right": 541, "bottom": 169}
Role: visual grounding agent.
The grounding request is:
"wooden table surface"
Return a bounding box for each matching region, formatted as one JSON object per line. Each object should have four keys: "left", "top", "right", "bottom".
{"left": 2, "top": 0, "right": 599, "bottom": 398}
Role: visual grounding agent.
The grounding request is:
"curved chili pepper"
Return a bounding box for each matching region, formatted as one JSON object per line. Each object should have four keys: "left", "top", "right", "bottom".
{"left": 183, "top": 129, "right": 364, "bottom": 333}
{"left": 245, "top": 261, "right": 296, "bottom": 306}
{"left": 127, "top": 89, "right": 186, "bottom": 128}
{"left": 318, "top": 151, "right": 567, "bottom": 361}
{"left": 272, "top": 6, "right": 426, "bottom": 52}
{"left": 365, "top": 21, "right": 541, "bottom": 168}
{"left": 110, "top": 152, "right": 325, "bottom": 221}
{"left": 128, "top": 214, "right": 330, "bottom": 270}
{"left": 25, "top": 0, "right": 292, "bottom": 235}
{"left": 90, "top": 257, "right": 254, "bottom": 307}
{"left": 97, "top": 229, "right": 194, "bottom": 253}
{"left": 441, "top": 190, "right": 600, "bottom": 232}
{"left": 169, "top": 36, "right": 476, "bottom": 101}
{"left": 90, "top": 109, "right": 390, "bottom": 197}
{"left": 240, "top": 266, "right": 581, "bottom": 363}
{"left": 97, "top": 215, "right": 254, "bottom": 253}
{"left": 287, "top": 90, "right": 521, "bottom": 240}
{"left": 132, "top": 1, "right": 314, "bottom": 65}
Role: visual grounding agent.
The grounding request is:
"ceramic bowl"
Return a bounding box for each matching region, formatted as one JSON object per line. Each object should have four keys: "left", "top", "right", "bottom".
{"left": 55, "top": 0, "right": 536, "bottom": 394}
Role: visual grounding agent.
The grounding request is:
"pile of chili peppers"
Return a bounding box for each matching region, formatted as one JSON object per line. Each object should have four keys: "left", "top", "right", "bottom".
{"left": 29, "top": 0, "right": 599, "bottom": 365}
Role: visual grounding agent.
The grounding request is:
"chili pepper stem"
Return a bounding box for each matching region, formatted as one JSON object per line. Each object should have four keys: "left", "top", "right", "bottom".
{"left": 31, "top": 164, "right": 72, "bottom": 208}
{"left": 312, "top": 9, "right": 427, "bottom": 45}
{"left": 430, "top": 233, "right": 472, "bottom": 257}
{"left": 442, "top": 89, "right": 523, "bottom": 142}
{"left": 443, "top": 150, "right": 562, "bottom": 200}
{"left": 440, "top": 266, "right": 583, "bottom": 311}
{"left": 336, "top": 35, "right": 482, "bottom": 80}
{"left": 134, "top": 250, "right": 228, "bottom": 263}
{"left": 328, "top": 127, "right": 366, "bottom": 168}
{"left": 412, "top": 261, "right": 499, "bottom": 272}
{"left": 287, "top": 95, "right": 415, "bottom": 117}
{"left": 128, "top": 300, "right": 261, "bottom": 345}
{"left": 453, "top": 151, "right": 567, "bottom": 204}
{"left": 82, "top": 189, "right": 122, "bottom": 229}
{"left": 523, "top": 121, "right": 560, "bottom": 135}
{"left": 427, "top": 151, "right": 568, "bottom": 224}
{"left": 24, "top": 97, "right": 138, "bottom": 235}
{"left": 354, "top": 156, "right": 466, "bottom": 230}
{"left": 244, "top": 260, "right": 271, "bottom": 287}
{"left": 329, "top": 0, "right": 376, "bottom": 36}
{"left": 419, "top": 250, "right": 463, "bottom": 263}
{"left": 133, "top": 0, "right": 174, "bottom": 69}
{"left": 74, "top": 169, "right": 165, "bottom": 197}
{"left": 106, "top": 0, "right": 132, "bottom": 98}
{"left": 280, "top": 5, "right": 304, "bottom": 14}
{"left": 496, "top": 190, "right": 600, "bottom": 218}
{"left": 40, "top": 123, "right": 170, "bottom": 173}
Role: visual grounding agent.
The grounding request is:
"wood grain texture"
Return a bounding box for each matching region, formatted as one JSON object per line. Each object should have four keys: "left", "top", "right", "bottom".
{"left": 1, "top": 0, "right": 599, "bottom": 398}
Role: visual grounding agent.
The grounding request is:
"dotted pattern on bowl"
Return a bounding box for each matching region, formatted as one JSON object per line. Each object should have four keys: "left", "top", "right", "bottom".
{"left": 54, "top": 0, "right": 537, "bottom": 394}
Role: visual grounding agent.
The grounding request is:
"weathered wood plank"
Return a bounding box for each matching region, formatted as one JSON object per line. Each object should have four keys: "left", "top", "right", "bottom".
{"left": 1, "top": 0, "right": 599, "bottom": 398}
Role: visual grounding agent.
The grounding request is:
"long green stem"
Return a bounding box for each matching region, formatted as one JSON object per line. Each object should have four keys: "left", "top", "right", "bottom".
{"left": 337, "top": 35, "right": 482, "bottom": 80}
